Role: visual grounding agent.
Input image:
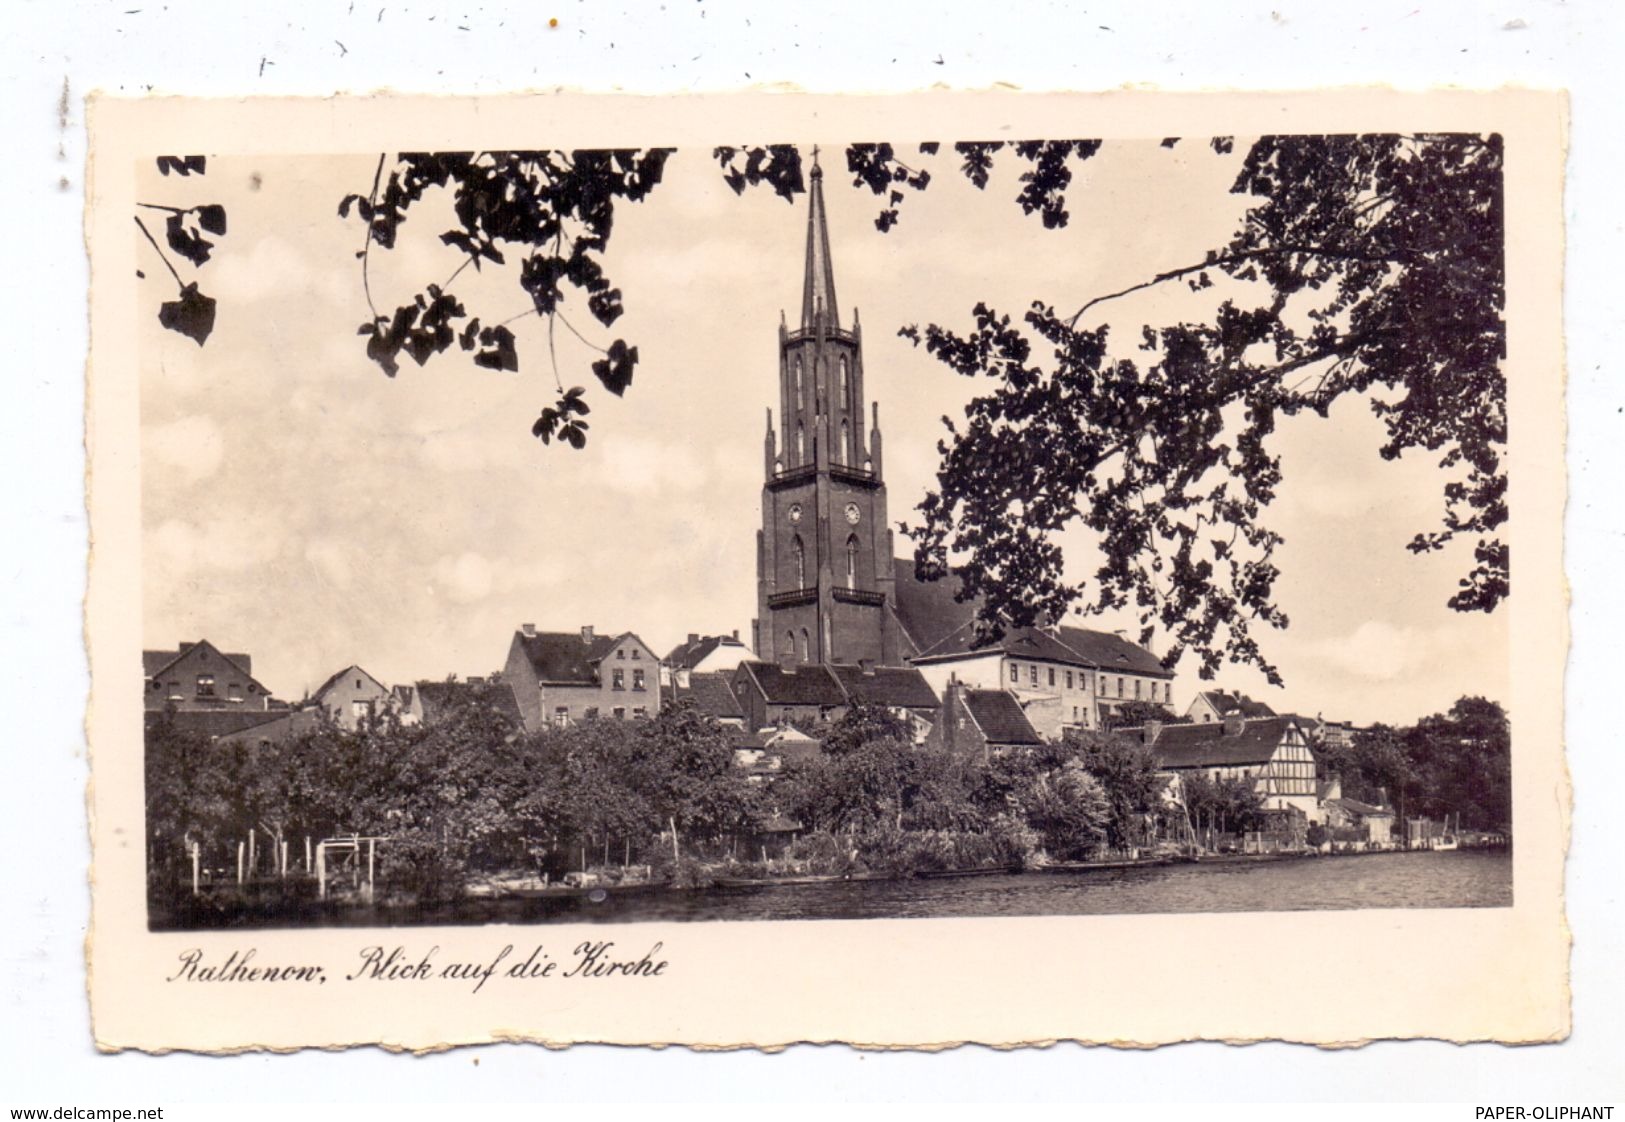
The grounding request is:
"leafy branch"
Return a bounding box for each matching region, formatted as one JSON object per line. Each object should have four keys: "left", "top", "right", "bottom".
{"left": 136, "top": 156, "right": 226, "bottom": 346}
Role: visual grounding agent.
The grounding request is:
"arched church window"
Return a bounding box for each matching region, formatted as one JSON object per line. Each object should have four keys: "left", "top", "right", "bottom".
{"left": 794, "top": 356, "right": 802, "bottom": 401}
{"left": 796, "top": 423, "right": 805, "bottom": 466}
{"left": 792, "top": 535, "right": 805, "bottom": 587}
{"left": 840, "top": 356, "right": 849, "bottom": 403}
{"left": 784, "top": 631, "right": 796, "bottom": 662}
{"left": 846, "top": 534, "right": 859, "bottom": 590}
{"left": 840, "top": 419, "right": 851, "bottom": 465}
{"left": 799, "top": 628, "right": 810, "bottom": 662}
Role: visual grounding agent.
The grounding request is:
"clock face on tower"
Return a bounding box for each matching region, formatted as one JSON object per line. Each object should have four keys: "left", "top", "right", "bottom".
{"left": 844, "top": 503, "right": 861, "bottom": 526}
{"left": 787, "top": 504, "right": 803, "bottom": 525}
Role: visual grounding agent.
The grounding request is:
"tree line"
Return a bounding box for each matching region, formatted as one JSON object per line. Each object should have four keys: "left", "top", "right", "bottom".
{"left": 144, "top": 699, "right": 1174, "bottom": 906}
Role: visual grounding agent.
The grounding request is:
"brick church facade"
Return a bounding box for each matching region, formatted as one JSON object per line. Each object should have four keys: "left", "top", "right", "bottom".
{"left": 753, "top": 156, "right": 903, "bottom": 668}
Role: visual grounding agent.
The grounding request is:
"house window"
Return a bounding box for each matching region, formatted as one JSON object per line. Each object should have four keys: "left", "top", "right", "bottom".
{"left": 1135, "top": 679, "right": 1142, "bottom": 699}
{"left": 584, "top": 707, "right": 599, "bottom": 719}
{"left": 612, "top": 668, "right": 625, "bottom": 690}
{"left": 355, "top": 678, "right": 362, "bottom": 689}
{"left": 196, "top": 674, "right": 215, "bottom": 698}
{"left": 1048, "top": 667, "right": 1056, "bottom": 687}
{"left": 1009, "top": 663, "right": 1019, "bottom": 683}
{"left": 617, "top": 649, "right": 625, "bottom": 659}
{"left": 1098, "top": 676, "right": 1107, "bottom": 696}
{"left": 632, "top": 648, "right": 641, "bottom": 660}
{"left": 632, "top": 669, "right": 646, "bottom": 691}
{"left": 1029, "top": 665, "right": 1038, "bottom": 686}
{"left": 612, "top": 707, "right": 626, "bottom": 720}
{"left": 352, "top": 700, "right": 370, "bottom": 721}
{"left": 553, "top": 706, "right": 569, "bottom": 728}
{"left": 1117, "top": 677, "right": 1124, "bottom": 698}
{"left": 632, "top": 707, "right": 647, "bottom": 719}
{"left": 228, "top": 683, "right": 242, "bottom": 703}
{"left": 1066, "top": 671, "right": 1074, "bottom": 690}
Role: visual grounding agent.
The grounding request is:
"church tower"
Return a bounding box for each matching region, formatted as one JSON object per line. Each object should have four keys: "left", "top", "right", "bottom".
{"left": 753, "top": 153, "right": 901, "bottom": 669}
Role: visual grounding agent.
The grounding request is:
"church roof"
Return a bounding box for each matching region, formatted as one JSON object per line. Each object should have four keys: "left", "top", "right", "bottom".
{"left": 890, "top": 557, "right": 978, "bottom": 656}
{"left": 800, "top": 154, "right": 840, "bottom": 331}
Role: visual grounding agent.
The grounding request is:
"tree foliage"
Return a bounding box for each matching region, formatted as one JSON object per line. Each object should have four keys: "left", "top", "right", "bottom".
{"left": 901, "top": 133, "right": 1506, "bottom": 683}
{"left": 1313, "top": 696, "right": 1511, "bottom": 831}
{"left": 338, "top": 149, "right": 673, "bottom": 444}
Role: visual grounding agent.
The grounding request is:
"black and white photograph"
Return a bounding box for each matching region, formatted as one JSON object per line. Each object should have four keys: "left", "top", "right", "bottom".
{"left": 134, "top": 129, "right": 1517, "bottom": 929}
{"left": 80, "top": 88, "right": 1570, "bottom": 1052}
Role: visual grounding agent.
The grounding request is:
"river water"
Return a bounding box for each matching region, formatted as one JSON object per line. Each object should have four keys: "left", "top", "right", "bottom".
{"left": 156, "top": 849, "right": 1512, "bottom": 930}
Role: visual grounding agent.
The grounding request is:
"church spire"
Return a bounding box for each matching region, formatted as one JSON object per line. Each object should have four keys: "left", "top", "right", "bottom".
{"left": 800, "top": 148, "right": 840, "bottom": 331}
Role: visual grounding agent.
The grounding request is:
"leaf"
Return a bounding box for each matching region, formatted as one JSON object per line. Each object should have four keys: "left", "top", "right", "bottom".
{"left": 590, "top": 339, "right": 638, "bottom": 396}
{"left": 473, "top": 324, "right": 518, "bottom": 371}
{"left": 164, "top": 211, "right": 215, "bottom": 267}
{"left": 157, "top": 283, "right": 217, "bottom": 345}
{"left": 156, "top": 155, "right": 207, "bottom": 177}
{"left": 195, "top": 204, "right": 228, "bottom": 236}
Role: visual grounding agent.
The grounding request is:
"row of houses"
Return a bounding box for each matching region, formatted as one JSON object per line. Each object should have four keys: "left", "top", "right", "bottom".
{"left": 144, "top": 632, "right": 1384, "bottom": 837}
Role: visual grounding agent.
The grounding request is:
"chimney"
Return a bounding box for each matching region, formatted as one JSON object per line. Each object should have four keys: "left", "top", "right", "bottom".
{"left": 859, "top": 658, "right": 876, "bottom": 675}
{"left": 688, "top": 632, "right": 699, "bottom": 645}
{"left": 520, "top": 623, "right": 536, "bottom": 638}
{"left": 732, "top": 629, "right": 740, "bottom": 641}
{"left": 1222, "top": 716, "right": 1245, "bottom": 738}
{"left": 580, "top": 625, "right": 595, "bottom": 644}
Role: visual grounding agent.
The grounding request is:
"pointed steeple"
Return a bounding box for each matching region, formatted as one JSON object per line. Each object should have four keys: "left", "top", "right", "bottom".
{"left": 800, "top": 149, "right": 840, "bottom": 331}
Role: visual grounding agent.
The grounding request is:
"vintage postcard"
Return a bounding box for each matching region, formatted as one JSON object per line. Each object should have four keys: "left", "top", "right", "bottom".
{"left": 86, "top": 89, "right": 1569, "bottom": 1051}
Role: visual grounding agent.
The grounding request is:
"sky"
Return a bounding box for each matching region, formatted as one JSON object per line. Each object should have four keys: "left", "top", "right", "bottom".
{"left": 137, "top": 140, "right": 1509, "bottom": 725}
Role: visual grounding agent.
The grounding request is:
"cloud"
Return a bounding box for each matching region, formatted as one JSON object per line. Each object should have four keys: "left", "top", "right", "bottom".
{"left": 303, "top": 538, "right": 356, "bottom": 590}
{"left": 150, "top": 516, "right": 283, "bottom": 573}
{"left": 1303, "top": 618, "right": 1486, "bottom": 684}
{"left": 597, "top": 434, "right": 707, "bottom": 496}
{"left": 434, "top": 551, "right": 495, "bottom": 604}
{"left": 144, "top": 414, "right": 224, "bottom": 484}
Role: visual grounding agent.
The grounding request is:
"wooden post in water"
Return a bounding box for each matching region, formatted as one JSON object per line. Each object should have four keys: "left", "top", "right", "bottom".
{"left": 191, "top": 842, "right": 200, "bottom": 896}
{"left": 367, "top": 838, "right": 376, "bottom": 903}
{"left": 304, "top": 836, "right": 312, "bottom": 873}
{"left": 280, "top": 840, "right": 288, "bottom": 879}
{"left": 248, "top": 828, "right": 256, "bottom": 880}
{"left": 317, "top": 842, "right": 327, "bottom": 898}
{"left": 236, "top": 841, "right": 245, "bottom": 885}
